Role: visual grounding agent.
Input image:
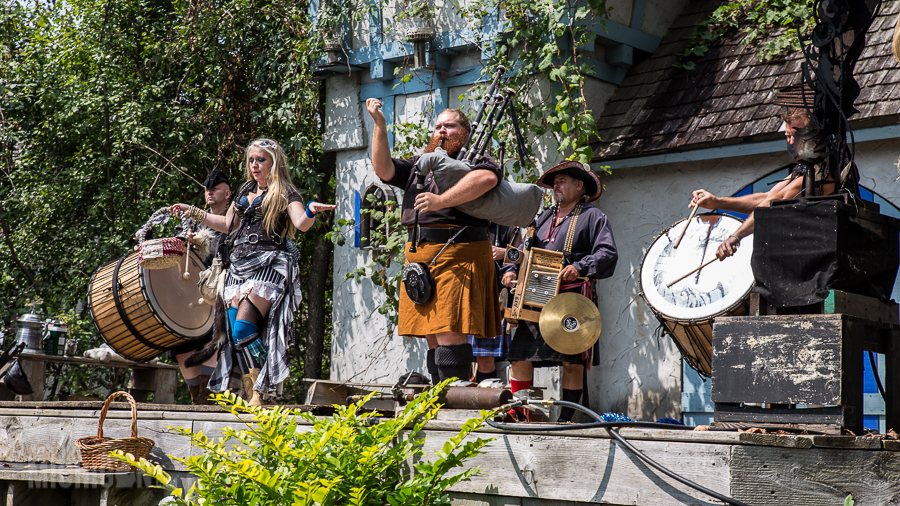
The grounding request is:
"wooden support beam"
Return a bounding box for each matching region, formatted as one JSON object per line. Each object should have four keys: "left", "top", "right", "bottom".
{"left": 824, "top": 289, "right": 900, "bottom": 325}
{"left": 369, "top": 59, "right": 396, "bottom": 81}
{"left": 715, "top": 403, "right": 853, "bottom": 426}
{"left": 18, "top": 359, "right": 45, "bottom": 402}
{"left": 606, "top": 44, "right": 633, "bottom": 68}
{"left": 811, "top": 435, "right": 883, "bottom": 450}
{"left": 887, "top": 327, "right": 900, "bottom": 433}
{"left": 153, "top": 369, "right": 177, "bottom": 404}
{"left": 738, "top": 432, "right": 814, "bottom": 449}
{"left": 630, "top": 0, "right": 646, "bottom": 29}
{"left": 427, "top": 50, "right": 451, "bottom": 71}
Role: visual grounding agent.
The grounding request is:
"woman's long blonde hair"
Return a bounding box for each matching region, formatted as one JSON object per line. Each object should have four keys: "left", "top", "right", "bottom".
{"left": 244, "top": 138, "right": 301, "bottom": 239}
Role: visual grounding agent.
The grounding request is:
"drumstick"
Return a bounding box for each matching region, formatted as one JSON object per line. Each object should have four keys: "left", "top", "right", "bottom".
{"left": 182, "top": 241, "right": 191, "bottom": 280}
{"left": 666, "top": 257, "right": 717, "bottom": 288}
{"left": 673, "top": 204, "right": 700, "bottom": 249}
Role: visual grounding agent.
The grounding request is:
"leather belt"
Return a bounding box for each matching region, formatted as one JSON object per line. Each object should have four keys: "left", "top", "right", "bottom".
{"left": 233, "top": 233, "right": 283, "bottom": 247}
{"left": 408, "top": 226, "right": 488, "bottom": 244}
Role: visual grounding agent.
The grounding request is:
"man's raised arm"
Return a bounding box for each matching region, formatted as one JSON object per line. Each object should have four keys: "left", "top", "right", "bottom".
{"left": 367, "top": 98, "right": 395, "bottom": 181}
{"left": 690, "top": 189, "right": 768, "bottom": 214}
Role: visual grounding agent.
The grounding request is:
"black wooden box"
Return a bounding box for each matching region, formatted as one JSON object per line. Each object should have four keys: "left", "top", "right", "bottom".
{"left": 752, "top": 199, "right": 900, "bottom": 307}
{"left": 712, "top": 313, "right": 900, "bottom": 432}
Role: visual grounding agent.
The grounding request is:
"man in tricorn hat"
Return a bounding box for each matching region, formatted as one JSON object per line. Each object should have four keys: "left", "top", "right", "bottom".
{"left": 501, "top": 161, "right": 618, "bottom": 422}
{"left": 169, "top": 169, "right": 232, "bottom": 404}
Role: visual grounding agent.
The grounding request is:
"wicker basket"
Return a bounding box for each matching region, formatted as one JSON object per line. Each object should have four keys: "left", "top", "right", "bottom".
{"left": 76, "top": 391, "right": 155, "bottom": 471}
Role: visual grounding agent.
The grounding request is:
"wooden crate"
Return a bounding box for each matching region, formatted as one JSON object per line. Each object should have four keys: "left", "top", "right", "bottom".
{"left": 711, "top": 312, "right": 900, "bottom": 433}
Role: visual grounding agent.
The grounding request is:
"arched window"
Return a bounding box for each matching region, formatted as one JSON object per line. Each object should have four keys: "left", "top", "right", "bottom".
{"left": 359, "top": 182, "right": 398, "bottom": 250}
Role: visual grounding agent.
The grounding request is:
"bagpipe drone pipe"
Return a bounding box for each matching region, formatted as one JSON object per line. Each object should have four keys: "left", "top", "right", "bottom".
{"left": 412, "top": 66, "right": 544, "bottom": 228}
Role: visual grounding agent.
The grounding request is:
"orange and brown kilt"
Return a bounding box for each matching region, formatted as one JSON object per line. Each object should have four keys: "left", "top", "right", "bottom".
{"left": 399, "top": 239, "right": 501, "bottom": 339}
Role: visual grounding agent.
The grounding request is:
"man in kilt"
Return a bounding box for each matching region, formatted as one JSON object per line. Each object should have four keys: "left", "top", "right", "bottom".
{"left": 366, "top": 98, "right": 503, "bottom": 383}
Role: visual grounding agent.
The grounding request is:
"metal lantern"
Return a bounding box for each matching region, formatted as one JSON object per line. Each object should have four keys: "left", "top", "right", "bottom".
{"left": 406, "top": 18, "right": 434, "bottom": 68}
{"left": 323, "top": 36, "right": 343, "bottom": 63}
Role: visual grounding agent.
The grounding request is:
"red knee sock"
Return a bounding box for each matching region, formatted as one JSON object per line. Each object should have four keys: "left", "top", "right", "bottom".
{"left": 508, "top": 378, "right": 533, "bottom": 422}
{"left": 510, "top": 378, "right": 532, "bottom": 393}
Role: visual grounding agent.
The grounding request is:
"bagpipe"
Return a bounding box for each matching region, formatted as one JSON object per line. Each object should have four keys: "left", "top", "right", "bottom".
{"left": 411, "top": 66, "right": 544, "bottom": 234}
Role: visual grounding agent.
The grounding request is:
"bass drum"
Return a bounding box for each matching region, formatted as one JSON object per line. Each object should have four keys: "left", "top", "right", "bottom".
{"left": 88, "top": 250, "right": 213, "bottom": 362}
{"left": 639, "top": 214, "right": 754, "bottom": 377}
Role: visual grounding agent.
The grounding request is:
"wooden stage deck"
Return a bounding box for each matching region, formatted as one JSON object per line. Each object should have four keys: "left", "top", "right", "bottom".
{"left": 0, "top": 403, "right": 899, "bottom": 505}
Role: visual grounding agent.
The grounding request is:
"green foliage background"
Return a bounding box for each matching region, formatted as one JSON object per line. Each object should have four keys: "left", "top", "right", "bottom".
{"left": 1, "top": 0, "right": 329, "bottom": 401}
{"left": 677, "top": 0, "right": 816, "bottom": 68}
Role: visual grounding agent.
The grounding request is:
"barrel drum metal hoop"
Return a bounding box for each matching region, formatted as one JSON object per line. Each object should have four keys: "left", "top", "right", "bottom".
{"left": 639, "top": 214, "right": 755, "bottom": 377}
{"left": 88, "top": 251, "right": 213, "bottom": 362}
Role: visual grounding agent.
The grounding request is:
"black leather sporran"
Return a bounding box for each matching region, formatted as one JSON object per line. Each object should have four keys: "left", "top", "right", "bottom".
{"left": 401, "top": 262, "right": 435, "bottom": 305}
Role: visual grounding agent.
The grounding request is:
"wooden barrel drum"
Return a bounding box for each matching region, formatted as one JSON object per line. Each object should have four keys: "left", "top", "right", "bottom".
{"left": 88, "top": 251, "right": 213, "bottom": 362}
{"left": 639, "top": 214, "right": 755, "bottom": 377}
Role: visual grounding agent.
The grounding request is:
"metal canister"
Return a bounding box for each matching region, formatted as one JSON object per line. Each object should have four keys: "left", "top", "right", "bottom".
{"left": 15, "top": 311, "right": 45, "bottom": 355}
{"left": 41, "top": 327, "right": 57, "bottom": 355}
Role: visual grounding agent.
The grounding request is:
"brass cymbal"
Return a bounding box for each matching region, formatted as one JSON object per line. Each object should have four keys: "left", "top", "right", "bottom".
{"left": 538, "top": 292, "right": 602, "bottom": 355}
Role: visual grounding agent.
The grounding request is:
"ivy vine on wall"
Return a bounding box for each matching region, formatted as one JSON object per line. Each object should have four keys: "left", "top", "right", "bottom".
{"left": 676, "top": 0, "right": 816, "bottom": 69}
{"left": 462, "top": 0, "right": 609, "bottom": 166}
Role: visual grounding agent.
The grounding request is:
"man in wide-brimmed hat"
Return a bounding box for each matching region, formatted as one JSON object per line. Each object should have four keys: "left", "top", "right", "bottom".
{"left": 501, "top": 160, "right": 618, "bottom": 422}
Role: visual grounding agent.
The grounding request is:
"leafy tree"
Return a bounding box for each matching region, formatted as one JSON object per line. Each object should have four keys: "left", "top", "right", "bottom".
{"left": 1, "top": 0, "right": 330, "bottom": 400}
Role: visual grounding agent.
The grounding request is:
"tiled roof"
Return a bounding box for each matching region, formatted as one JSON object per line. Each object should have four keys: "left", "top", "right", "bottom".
{"left": 593, "top": 0, "right": 900, "bottom": 162}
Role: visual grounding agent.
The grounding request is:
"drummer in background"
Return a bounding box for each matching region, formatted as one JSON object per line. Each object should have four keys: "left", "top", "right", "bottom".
{"left": 168, "top": 170, "right": 231, "bottom": 405}
{"left": 501, "top": 161, "right": 618, "bottom": 422}
{"left": 690, "top": 107, "right": 835, "bottom": 260}
{"left": 468, "top": 224, "right": 522, "bottom": 383}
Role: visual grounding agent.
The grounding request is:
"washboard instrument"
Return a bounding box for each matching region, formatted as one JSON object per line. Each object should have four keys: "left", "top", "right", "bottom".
{"left": 503, "top": 238, "right": 564, "bottom": 324}
{"left": 503, "top": 221, "right": 602, "bottom": 355}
